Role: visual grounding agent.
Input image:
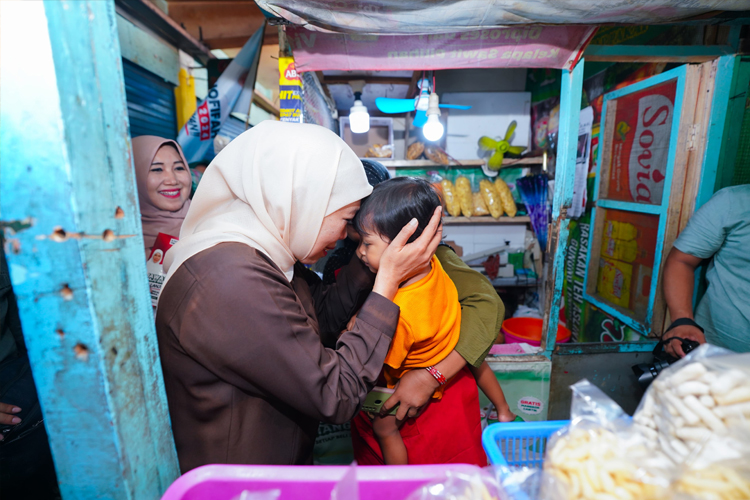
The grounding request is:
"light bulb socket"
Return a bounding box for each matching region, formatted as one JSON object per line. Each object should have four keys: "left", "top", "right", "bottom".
{"left": 426, "top": 93, "right": 441, "bottom": 117}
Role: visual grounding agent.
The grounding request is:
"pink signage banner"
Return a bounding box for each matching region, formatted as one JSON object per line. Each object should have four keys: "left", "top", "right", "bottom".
{"left": 287, "top": 25, "right": 597, "bottom": 72}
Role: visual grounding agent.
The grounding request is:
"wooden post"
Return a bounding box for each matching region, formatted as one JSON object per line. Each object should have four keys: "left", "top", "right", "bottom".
{"left": 0, "top": 1, "right": 180, "bottom": 498}
{"left": 541, "top": 59, "right": 584, "bottom": 354}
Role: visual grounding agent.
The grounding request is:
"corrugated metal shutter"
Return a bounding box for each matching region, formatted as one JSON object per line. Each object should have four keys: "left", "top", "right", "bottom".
{"left": 122, "top": 58, "right": 177, "bottom": 139}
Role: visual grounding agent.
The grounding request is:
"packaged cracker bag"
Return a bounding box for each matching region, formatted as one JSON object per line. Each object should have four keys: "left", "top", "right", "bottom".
{"left": 147, "top": 232, "right": 179, "bottom": 307}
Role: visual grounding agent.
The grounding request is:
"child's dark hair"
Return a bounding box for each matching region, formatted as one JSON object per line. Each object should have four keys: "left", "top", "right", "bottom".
{"left": 354, "top": 177, "right": 441, "bottom": 244}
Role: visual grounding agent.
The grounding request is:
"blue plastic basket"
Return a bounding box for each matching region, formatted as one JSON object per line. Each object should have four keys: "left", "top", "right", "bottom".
{"left": 482, "top": 420, "right": 569, "bottom": 467}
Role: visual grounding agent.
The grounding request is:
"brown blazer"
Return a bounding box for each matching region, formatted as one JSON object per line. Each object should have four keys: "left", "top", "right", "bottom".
{"left": 156, "top": 242, "right": 398, "bottom": 472}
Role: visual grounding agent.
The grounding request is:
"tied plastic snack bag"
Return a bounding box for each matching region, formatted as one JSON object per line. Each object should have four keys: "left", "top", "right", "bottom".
{"left": 404, "top": 469, "right": 502, "bottom": 500}
{"left": 543, "top": 346, "right": 750, "bottom": 500}
{"left": 147, "top": 232, "right": 178, "bottom": 307}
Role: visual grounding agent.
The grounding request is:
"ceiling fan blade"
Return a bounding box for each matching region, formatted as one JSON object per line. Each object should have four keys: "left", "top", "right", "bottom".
{"left": 375, "top": 97, "right": 416, "bottom": 114}
{"left": 413, "top": 109, "right": 428, "bottom": 128}
{"left": 439, "top": 104, "right": 472, "bottom": 110}
{"left": 504, "top": 120, "right": 517, "bottom": 141}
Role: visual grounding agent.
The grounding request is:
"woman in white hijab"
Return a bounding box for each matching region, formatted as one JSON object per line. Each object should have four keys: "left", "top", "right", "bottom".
{"left": 155, "top": 122, "right": 442, "bottom": 471}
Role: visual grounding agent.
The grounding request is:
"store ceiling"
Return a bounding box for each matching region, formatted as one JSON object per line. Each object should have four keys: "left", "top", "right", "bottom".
{"left": 166, "top": 0, "right": 275, "bottom": 50}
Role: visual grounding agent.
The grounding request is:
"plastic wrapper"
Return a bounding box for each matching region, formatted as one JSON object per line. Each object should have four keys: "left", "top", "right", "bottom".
{"left": 672, "top": 460, "right": 750, "bottom": 500}
{"left": 330, "top": 462, "right": 358, "bottom": 500}
{"left": 491, "top": 466, "right": 566, "bottom": 500}
{"left": 544, "top": 346, "right": 750, "bottom": 500}
{"left": 455, "top": 176, "right": 474, "bottom": 217}
{"left": 231, "top": 490, "right": 280, "bottom": 500}
{"left": 631, "top": 345, "right": 750, "bottom": 471}
{"left": 404, "top": 469, "right": 502, "bottom": 500}
{"left": 544, "top": 380, "right": 671, "bottom": 500}
{"left": 440, "top": 179, "right": 462, "bottom": 217}
{"left": 473, "top": 192, "right": 489, "bottom": 216}
{"left": 407, "top": 141, "right": 425, "bottom": 160}
{"left": 494, "top": 177, "right": 518, "bottom": 217}
{"left": 479, "top": 179, "right": 504, "bottom": 218}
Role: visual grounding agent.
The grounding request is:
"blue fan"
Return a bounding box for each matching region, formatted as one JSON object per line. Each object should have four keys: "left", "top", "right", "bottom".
{"left": 375, "top": 79, "right": 471, "bottom": 127}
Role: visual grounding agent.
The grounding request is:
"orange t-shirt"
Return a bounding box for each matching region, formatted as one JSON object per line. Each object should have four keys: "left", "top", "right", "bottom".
{"left": 384, "top": 255, "right": 461, "bottom": 399}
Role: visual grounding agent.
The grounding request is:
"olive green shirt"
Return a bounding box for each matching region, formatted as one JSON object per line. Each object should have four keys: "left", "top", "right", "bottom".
{"left": 436, "top": 245, "right": 505, "bottom": 367}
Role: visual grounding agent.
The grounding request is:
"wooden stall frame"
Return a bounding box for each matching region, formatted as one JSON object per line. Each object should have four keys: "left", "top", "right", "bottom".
{"left": 541, "top": 58, "right": 584, "bottom": 353}
{"left": 583, "top": 66, "right": 688, "bottom": 335}
{"left": 0, "top": 1, "right": 180, "bottom": 498}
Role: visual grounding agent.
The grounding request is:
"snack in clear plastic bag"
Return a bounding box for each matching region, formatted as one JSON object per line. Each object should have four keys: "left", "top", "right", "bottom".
{"left": 473, "top": 192, "right": 489, "bottom": 216}
{"left": 440, "top": 179, "right": 462, "bottom": 217}
{"left": 494, "top": 177, "right": 517, "bottom": 217}
{"left": 491, "top": 465, "right": 566, "bottom": 500}
{"left": 544, "top": 381, "right": 671, "bottom": 500}
{"left": 479, "top": 179, "right": 504, "bottom": 219}
{"left": 424, "top": 144, "right": 450, "bottom": 165}
{"left": 455, "top": 176, "right": 474, "bottom": 217}
{"left": 673, "top": 461, "right": 750, "bottom": 500}
{"left": 404, "top": 469, "right": 501, "bottom": 500}
{"left": 407, "top": 141, "right": 425, "bottom": 160}
{"left": 545, "top": 347, "right": 750, "bottom": 500}
{"left": 632, "top": 346, "right": 750, "bottom": 468}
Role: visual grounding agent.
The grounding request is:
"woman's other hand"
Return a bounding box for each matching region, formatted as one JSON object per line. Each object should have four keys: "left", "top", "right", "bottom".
{"left": 372, "top": 206, "right": 442, "bottom": 301}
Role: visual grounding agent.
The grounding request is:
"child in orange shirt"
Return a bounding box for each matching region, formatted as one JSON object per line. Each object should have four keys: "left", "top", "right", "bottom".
{"left": 353, "top": 177, "right": 516, "bottom": 465}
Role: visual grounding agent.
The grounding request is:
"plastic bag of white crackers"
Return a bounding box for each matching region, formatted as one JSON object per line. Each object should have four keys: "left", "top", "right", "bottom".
{"left": 543, "top": 345, "right": 750, "bottom": 500}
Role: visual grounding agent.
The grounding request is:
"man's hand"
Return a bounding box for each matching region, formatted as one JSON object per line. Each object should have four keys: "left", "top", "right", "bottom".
{"left": 663, "top": 324, "right": 705, "bottom": 358}
{"left": 381, "top": 368, "right": 438, "bottom": 422}
{"left": 0, "top": 402, "right": 22, "bottom": 441}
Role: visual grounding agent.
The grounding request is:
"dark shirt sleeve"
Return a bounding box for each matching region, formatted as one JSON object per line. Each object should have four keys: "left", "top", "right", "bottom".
{"left": 436, "top": 245, "right": 504, "bottom": 367}
{"left": 171, "top": 255, "right": 397, "bottom": 425}
{"left": 0, "top": 242, "right": 24, "bottom": 363}
{"left": 296, "top": 257, "right": 376, "bottom": 348}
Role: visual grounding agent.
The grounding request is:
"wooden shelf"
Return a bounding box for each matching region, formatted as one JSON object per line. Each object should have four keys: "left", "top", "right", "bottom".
{"left": 379, "top": 158, "right": 544, "bottom": 168}
{"left": 443, "top": 216, "right": 530, "bottom": 225}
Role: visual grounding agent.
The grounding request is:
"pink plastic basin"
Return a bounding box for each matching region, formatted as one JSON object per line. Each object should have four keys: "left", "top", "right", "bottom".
{"left": 501, "top": 317, "right": 571, "bottom": 346}
{"left": 161, "top": 464, "right": 483, "bottom": 500}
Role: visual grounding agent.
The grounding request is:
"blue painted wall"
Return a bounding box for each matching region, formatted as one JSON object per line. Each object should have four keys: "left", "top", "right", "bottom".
{"left": 0, "top": 1, "right": 179, "bottom": 497}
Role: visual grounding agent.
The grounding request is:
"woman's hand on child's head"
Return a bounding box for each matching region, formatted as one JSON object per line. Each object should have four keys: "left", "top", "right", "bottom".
{"left": 372, "top": 206, "right": 442, "bottom": 301}
{"left": 381, "top": 368, "right": 440, "bottom": 422}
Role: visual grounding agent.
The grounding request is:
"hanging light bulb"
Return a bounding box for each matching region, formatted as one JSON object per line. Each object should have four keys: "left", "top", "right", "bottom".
{"left": 349, "top": 91, "right": 370, "bottom": 134}
{"left": 422, "top": 93, "right": 444, "bottom": 142}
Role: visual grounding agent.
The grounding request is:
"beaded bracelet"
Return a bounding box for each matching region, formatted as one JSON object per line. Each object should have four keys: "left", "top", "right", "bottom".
{"left": 425, "top": 365, "right": 447, "bottom": 385}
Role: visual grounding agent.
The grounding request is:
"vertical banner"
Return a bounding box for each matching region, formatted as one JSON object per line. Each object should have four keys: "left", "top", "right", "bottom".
{"left": 177, "top": 26, "right": 264, "bottom": 163}
{"left": 279, "top": 57, "right": 302, "bottom": 123}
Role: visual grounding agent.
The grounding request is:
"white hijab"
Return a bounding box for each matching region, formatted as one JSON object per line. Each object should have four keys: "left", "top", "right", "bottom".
{"left": 162, "top": 121, "right": 373, "bottom": 286}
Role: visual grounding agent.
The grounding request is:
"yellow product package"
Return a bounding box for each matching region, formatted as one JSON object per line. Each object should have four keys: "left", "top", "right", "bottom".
{"left": 602, "top": 236, "right": 640, "bottom": 263}
{"left": 454, "top": 176, "right": 474, "bottom": 217}
{"left": 606, "top": 220, "right": 638, "bottom": 241}
{"left": 440, "top": 179, "right": 462, "bottom": 217}
{"left": 472, "top": 192, "right": 489, "bottom": 216}
{"left": 494, "top": 177, "right": 517, "bottom": 217}
{"left": 479, "top": 179, "right": 503, "bottom": 218}
{"left": 597, "top": 257, "right": 632, "bottom": 309}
